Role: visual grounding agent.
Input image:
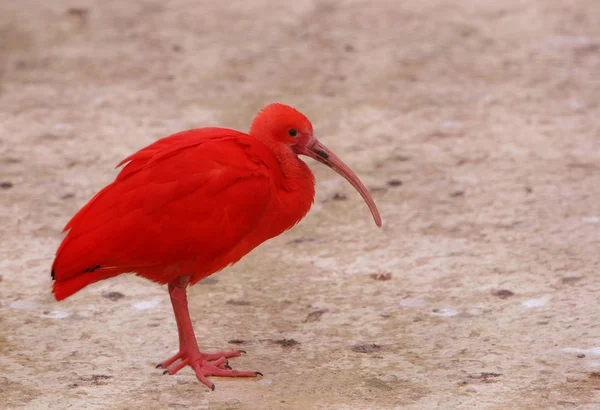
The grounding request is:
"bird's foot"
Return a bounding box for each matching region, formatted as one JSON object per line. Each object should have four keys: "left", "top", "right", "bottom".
{"left": 156, "top": 349, "right": 244, "bottom": 369}
{"left": 189, "top": 359, "right": 260, "bottom": 390}
{"left": 157, "top": 349, "right": 259, "bottom": 390}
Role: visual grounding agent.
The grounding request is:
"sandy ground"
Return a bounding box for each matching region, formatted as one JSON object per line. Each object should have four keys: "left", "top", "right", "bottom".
{"left": 1, "top": 0, "right": 600, "bottom": 409}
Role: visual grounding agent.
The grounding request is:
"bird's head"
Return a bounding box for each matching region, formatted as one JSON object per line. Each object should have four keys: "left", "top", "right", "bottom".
{"left": 250, "top": 103, "right": 382, "bottom": 227}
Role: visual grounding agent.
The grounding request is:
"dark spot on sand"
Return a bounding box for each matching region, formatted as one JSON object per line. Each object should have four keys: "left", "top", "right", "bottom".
{"left": 491, "top": 289, "right": 515, "bottom": 299}
{"left": 37, "top": 133, "right": 59, "bottom": 141}
{"left": 102, "top": 291, "right": 125, "bottom": 301}
{"left": 369, "top": 272, "right": 392, "bottom": 281}
{"left": 226, "top": 300, "right": 251, "bottom": 306}
{"left": 466, "top": 372, "right": 502, "bottom": 383}
{"left": 274, "top": 339, "right": 299, "bottom": 347}
{"left": 78, "top": 374, "right": 112, "bottom": 385}
{"left": 67, "top": 7, "right": 89, "bottom": 17}
{"left": 561, "top": 276, "right": 583, "bottom": 285}
{"left": 589, "top": 372, "right": 600, "bottom": 380}
{"left": 303, "top": 309, "right": 328, "bottom": 323}
{"left": 287, "top": 237, "right": 315, "bottom": 245}
{"left": 351, "top": 343, "right": 384, "bottom": 353}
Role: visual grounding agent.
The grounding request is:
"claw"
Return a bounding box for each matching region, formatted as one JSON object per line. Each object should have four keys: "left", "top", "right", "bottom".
{"left": 212, "top": 357, "right": 228, "bottom": 369}
{"left": 162, "top": 370, "right": 169, "bottom": 375}
{"left": 254, "top": 371, "right": 263, "bottom": 376}
{"left": 237, "top": 350, "right": 247, "bottom": 354}
{"left": 224, "top": 363, "right": 232, "bottom": 370}
{"left": 156, "top": 363, "right": 163, "bottom": 369}
{"left": 211, "top": 383, "right": 215, "bottom": 391}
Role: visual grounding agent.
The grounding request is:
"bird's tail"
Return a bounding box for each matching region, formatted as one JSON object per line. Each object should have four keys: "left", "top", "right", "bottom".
{"left": 52, "top": 269, "right": 118, "bottom": 301}
{"left": 51, "top": 227, "right": 123, "bottom": 301}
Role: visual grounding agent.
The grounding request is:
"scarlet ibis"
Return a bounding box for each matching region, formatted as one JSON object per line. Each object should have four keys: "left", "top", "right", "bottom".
{"left": 51, "top": 103, "right": 382, "bottom": 389}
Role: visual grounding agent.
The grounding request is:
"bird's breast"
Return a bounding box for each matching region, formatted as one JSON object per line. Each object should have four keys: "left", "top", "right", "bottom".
{"left": 189, "top": 163, "right": 315, "bottom": 284}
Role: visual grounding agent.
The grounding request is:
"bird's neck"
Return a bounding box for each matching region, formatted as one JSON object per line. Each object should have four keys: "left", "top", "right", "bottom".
{"left": 267, "top": 144, "right": 316, "bottom": 224}
{"left": 268, "top": 144, "right": 314, "bottom": 190}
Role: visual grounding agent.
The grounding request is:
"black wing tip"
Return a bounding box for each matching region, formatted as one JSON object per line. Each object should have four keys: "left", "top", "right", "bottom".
{"left": 52, "top": 264, "right": 101, "bottom": 280}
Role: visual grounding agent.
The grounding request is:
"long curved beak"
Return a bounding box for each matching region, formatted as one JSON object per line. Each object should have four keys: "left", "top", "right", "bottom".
{"left": 300, "top": 138, "right": 382, "bottom": 228}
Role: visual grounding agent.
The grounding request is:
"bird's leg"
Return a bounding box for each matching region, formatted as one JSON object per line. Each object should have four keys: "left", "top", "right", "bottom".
{"left": 155, "top": 285, "right": 186, "bottom": 369}
{"left": 159, "top": 276, "right": 243, "bottom": 366}
{"left": 157, "top": 275, "right": 259, "bottom": 390}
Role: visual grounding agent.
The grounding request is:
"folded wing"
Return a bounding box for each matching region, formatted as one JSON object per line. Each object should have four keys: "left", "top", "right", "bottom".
{"left": 52, "top": 128, "right": 275, "bottom": 299}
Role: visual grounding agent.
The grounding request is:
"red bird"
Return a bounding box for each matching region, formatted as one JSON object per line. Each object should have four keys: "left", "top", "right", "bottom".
{"left": 51, "top": 103, "right": 381, "bottom": 390}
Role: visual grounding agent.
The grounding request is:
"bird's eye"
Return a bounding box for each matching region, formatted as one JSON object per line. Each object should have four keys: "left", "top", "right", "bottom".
{"left": 288, "top": 129, "right": 298, "bottom": 137}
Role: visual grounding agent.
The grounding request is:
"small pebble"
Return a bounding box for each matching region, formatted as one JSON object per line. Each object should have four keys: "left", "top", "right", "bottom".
{"left": 522, "top": 297, "right": 549, "bottom": 308}
{"left": 45, "top": 311, "right": 69, "bottom": 319}
{"left": 398, "top": 299, "right": 426, "bottom": 308}
{"left": 133, "top": 299, "right": 160, "bottom": 310}
{"left": 431, "top": 308, "right": 458, "bottom": 317}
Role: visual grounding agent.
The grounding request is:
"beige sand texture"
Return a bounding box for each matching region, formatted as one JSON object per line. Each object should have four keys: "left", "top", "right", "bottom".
{"left": 1, "top": 0, "right": 599, "bottom": 409}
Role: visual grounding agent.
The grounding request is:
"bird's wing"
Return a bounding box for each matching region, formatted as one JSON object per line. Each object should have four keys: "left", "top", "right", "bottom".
{"left": 52, "top": 128, "right": 277, "bottom": 285}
